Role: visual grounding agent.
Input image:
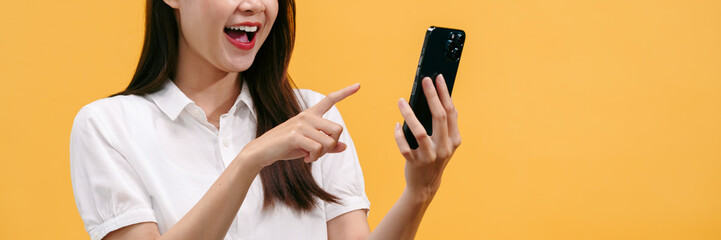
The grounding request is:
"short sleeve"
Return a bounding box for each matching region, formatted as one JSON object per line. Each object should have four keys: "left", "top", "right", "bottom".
{"left": 320, "top": 104, "right": 371, "bottom": 221}
{"left": 70, "top": 105, "right": 157, "bottom": 240}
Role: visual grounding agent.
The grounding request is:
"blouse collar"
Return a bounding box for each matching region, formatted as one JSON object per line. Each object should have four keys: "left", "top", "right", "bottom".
{"left": 149, "top": 78, "right": 255, "bottom": 121}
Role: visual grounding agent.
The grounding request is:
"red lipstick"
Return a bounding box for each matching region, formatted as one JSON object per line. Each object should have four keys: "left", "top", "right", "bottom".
{"left": 224, "top": 22, "right": 261, "bottom": 51}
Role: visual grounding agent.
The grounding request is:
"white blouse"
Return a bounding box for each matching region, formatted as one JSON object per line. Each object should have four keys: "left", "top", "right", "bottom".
{"left": 70, "top": 79, "right": 370, "bottom": 240}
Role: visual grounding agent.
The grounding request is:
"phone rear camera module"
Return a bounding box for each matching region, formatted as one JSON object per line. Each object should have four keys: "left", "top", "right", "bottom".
{"left": 456, "top": 33, "right": 465, "bottom": 44}
{"left": 445, "top": 48, "right": 461, "bottom": 62}
{"left": 444, "top": 31, "right": 463, "bottom": 62}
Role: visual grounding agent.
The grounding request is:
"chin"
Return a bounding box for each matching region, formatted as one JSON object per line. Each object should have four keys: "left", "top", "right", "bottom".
{"left": 223, "top": 55, "right": 256, "bottom": 73}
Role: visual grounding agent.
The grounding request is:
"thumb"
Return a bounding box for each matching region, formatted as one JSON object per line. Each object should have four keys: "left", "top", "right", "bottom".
{"left": 328, "top": 142, "right": 347, "bottom": 153}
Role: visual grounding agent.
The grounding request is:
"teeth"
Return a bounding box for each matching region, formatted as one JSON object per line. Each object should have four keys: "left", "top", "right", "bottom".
{"left": 226, "top": 25, "right": 258, "bottom": 32}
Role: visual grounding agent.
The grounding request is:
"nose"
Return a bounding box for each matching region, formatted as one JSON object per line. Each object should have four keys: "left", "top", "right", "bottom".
{"left": 237, "top": 0, "right": 265, "bottom": 15}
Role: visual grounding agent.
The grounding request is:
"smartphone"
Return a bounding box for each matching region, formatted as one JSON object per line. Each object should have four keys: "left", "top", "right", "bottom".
{"left": 403, "top": 26, "right": 465, "bottom": 149}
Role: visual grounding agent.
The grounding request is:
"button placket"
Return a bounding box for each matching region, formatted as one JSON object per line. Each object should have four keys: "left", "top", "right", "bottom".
{"left": 188, "top": 105, "right": 220, "bottom": 132}
{"left": 218, "top": 112, "right": 236, "bottom": 168}
{"left": 219, "top": 114, "right": 230, "bottom": 148}
{"left": 192, "top": 108, "right": 203, "bottom": 119}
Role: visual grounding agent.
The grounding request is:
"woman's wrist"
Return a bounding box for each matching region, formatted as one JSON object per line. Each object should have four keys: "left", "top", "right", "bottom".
{"left": 403, "top": 186, "right": 436, "bottom": 205}
{"left": 235, "top": 149, "right": 264, "bottom": 174}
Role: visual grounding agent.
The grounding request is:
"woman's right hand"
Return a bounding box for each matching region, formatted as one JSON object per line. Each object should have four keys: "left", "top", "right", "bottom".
{"left": 238, "top": 83, "right": 361, "bottom": 169}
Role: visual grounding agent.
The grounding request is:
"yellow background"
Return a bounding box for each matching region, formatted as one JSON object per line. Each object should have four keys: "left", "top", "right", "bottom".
{"left": 1, "top": 0, "right": 720, "bottom": 239}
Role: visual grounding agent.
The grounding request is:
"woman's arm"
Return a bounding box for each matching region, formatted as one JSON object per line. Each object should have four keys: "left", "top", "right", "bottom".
{"left": 327, "top": 188, "right": 433, "bottom": 240}
{"left": 105, "top": 154, "right": 261, "bottom": 240}
{"left": 104, "top": 84, "right": 361, "bottom": 240}
{"left": 328, "top": 74, "right": 461, "bottom": 240}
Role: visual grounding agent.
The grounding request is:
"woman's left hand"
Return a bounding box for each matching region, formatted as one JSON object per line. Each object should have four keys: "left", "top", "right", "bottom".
{"left": 394, "top": 74, "right": 462, "bottom": 201}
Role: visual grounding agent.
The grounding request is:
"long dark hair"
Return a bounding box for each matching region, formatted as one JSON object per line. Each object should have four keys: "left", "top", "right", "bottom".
{"left": 112, "top": 0, "right": 339, "bottom": 212}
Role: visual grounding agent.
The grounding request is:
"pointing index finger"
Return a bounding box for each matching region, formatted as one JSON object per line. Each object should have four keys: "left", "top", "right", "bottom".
{"left": 308, "top": 83, "right": 360, "bottom": 115}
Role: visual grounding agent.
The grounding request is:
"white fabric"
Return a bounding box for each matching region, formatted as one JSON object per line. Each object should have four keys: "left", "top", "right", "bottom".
{"left": 70, "top": 79, "right": 370, "bottom": 240}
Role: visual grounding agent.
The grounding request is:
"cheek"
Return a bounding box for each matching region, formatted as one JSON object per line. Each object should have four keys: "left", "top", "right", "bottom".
{"left": 179, "top": 7, "right": 215, "bottom": 41}
{"left": 262, "top": 1, "right": 280, "bottom": 39}
{"left": 267, "top": 0, "right": 280, "bottom": 23}
{"left": 179, "top": 2, "right": 232, "bottom": 53}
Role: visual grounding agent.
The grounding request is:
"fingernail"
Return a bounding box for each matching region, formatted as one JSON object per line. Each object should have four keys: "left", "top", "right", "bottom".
{"left": 395, "top": 122, "right": 400, "bottom": 130}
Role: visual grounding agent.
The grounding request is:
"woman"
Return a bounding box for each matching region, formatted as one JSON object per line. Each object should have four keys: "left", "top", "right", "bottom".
{"left": 69, "top": 0, "right": 461, "bottom": 239}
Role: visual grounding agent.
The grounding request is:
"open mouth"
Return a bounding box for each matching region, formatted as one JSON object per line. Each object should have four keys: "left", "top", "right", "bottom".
{"left": 224, "top": 25, "right": 258, "bottom": 43}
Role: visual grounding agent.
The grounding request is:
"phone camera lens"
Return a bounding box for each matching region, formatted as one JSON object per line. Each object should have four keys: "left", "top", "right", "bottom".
{"left": 445, "top": 32, "right": 464, "bottom": 61}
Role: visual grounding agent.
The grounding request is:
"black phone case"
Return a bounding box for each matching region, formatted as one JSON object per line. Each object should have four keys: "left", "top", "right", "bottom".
{"left": 403, "top": 26, "right": 465, "bottom": 149}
